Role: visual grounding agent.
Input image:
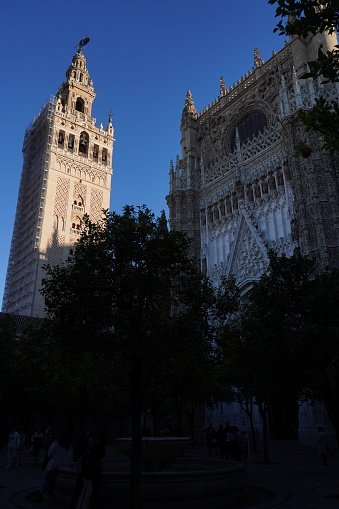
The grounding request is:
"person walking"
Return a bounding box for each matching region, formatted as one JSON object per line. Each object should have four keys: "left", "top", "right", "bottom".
{"left": 230, "top": 426, "right": 243, "bottom": 461}
{"left": 5, "top": 427, "right": 20, "bottom": 468}
{"left": 34, "top": 432, "right": 71, "bottom": 502}
{"left": 31, "top": 427, "right": 44, "bottom": 466}
{"left": 317, "top": 427, "right": 328, "bottom": 466}
{"left": 76, "top": 434, "right": 102, "bottom": 509}
{"left": 18, "top": 426, "right": 26, "bottom": 465}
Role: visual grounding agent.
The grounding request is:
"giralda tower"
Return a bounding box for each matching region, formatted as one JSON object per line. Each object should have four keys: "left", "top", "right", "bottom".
{"left": 2, "top": 42, "right": 114, "bottom": 317}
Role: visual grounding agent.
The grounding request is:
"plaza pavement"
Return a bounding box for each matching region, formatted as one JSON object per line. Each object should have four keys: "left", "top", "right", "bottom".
{"left": 1, "top": 440, "right": 339, "bottom": 508}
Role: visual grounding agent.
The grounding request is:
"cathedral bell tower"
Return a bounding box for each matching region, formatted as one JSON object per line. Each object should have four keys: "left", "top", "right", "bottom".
{"left": 58, "top": 47, "right": 96, "bottom": 117}
{"left": 2, "top": 42, "right": 114, "bottom": 317}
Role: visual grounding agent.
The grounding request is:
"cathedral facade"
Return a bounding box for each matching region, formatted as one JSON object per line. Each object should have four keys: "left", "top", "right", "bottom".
{"left": 2, "top": 47, "right": 114, "bottom": 317}
{"left": 167, "top": 30, "right": 339, "bottom": 293}
{"left": 167, "top": 30, "right": 339, "bottom": 443}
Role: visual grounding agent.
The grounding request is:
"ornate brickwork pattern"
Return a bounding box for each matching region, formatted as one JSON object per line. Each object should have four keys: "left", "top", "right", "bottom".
{"left": 47, "top": 234, "right": 65, "bottom": 266}
{"left": 54, "top": 177, "right": 70, "bottom": 217}
{"left": 73, "top": 182, "right": 87, "bottom": 203}
{"left": 89, "top": 188, "right": 103, "bottom": 223}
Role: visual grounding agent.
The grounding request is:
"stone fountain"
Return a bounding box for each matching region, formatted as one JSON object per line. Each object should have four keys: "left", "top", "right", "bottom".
{"left": 55, "top": 437, "right": 248, "bottom": 509}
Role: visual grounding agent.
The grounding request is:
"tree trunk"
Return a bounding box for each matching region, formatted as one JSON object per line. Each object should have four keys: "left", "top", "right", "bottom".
{"left": 258, "top": 401, "right": 269, "bottom": 463}
{"left": 248, "top": 410, "right": 258, "bottom": 453}
{"left": 324, "top": 399, "right": 339, "bottom": 448}
{"left": 129, "top": 361, "right": 143, "bottom": 509}
{"left": 240, "top": 399, "right": 258, "bottom": 453}
{"left": 175, "top": 397, "right": 183, "bottom": 436}
{"left": 188, "top": 405, "right": 196, "bottom": 441}
{"left": 152, "top": 405, "right": 160, "bottom": 436}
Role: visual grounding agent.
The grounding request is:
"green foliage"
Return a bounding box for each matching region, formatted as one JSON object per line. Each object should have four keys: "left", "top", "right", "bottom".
{"left": 217, "top": 249, "right": 339, "bottom": 444}
{"left": 0, "top": 316, "right": 54, "bottom": 418}
{"left": 269, "top": 0, "right": 339, "bottom": 37}
{"left": 40, "top": 206, "right": 219, "bottom": 420}
{"left": 302, "top": 46, "right": 339, "bottom": 83}
{"left": 0, "top": 314, "right": 17, "bottom": 408}
{"left": 296, "top": 97, "right": 339, "bottom": 153}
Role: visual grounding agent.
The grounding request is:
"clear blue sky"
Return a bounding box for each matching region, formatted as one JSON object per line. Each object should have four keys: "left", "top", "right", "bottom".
{"left": 0, "top": 0, "right": 284, "bottom": 307}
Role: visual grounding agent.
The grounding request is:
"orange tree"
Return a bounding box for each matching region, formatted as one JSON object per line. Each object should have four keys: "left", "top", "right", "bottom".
{"left": 41, "top": 205, "right": 216, "bottom": 509}
{"left": 217, "top": 252, "right": 315, "bottom": 462}
{"left": 217, "top": 251, "right": 339, "bottom": 461}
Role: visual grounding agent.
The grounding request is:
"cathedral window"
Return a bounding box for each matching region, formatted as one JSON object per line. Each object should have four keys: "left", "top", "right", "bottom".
{"left": 79, "top": 131, "right": 89, "bottom": 155}
{"left": 93, "top": 144, "right": 99, "bottom": 159}
{"left": 247, "top": 187, "right": 254, "bottom": 202}
{"left": 102, "top": 149, "right": 107, "bottom": 163}
{"left": 76, "top": 97, "right": 85, "bottom": 113}
{"left": 231, "top": 111, "right": 267, "bottom": 151}
{"left": 268, "top": 175, "right": 276, "bottom": 191}
{"left": 277, "top": 173, "right": 284, "bottom": 186}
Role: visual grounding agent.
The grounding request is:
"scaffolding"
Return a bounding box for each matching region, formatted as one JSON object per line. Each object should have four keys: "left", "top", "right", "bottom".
{"left": 2, "top": 95, "right": 56, "bottom": 315}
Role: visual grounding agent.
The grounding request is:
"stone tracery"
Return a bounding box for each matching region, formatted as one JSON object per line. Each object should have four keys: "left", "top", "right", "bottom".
{"left": 168, "top": 32, "right": 339, "bottom": 288}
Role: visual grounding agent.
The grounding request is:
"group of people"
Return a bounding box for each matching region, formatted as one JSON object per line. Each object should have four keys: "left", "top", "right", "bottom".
{"left": 5, "top": 425, "right": 54, "bottom": 469}
{"left": 205, "top": 424, "right": 330, "bottom": 466}
{"left": 5, "top": 426, "right": 25, "bottom": 468}
{"left": 205, "top": 423, "right": 245, "bottom": 461}
{"left": 5, "top": 426, "right": 104, "bottom": 508}
{"left": 34, "top": 430, "right": 104, "bottom": 508}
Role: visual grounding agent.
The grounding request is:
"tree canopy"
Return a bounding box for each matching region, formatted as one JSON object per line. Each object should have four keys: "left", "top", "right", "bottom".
{"left": 41, "top": 205, "right": 222, "bottom": 509}
{"left": 217, "top": 250, "right": 339, "bottom": 458}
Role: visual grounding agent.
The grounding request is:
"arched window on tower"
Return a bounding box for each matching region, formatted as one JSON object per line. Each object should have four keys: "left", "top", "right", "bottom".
{"left": 70, "top": 216, "right": 83, "bottom": 235}
{"left": 68, "top": 134, "right": 75, "bottom": 150}
{"left": 75, "top": 97, "right": 85, "bottom": 113}
{"left": 93, "top": 144, "right": 99, "bottom": 160}
{"left": 231, "top": 111, "right": 267, "bottom": 152}
{"left": 72, "top": 197, "right": 84, "bottom": 212}
{"left": 58, "top": 130, "right": 65, "bottom": 147}
{"left": 102, "top": 149, "right": 108, "bottom": 164}
{"left": 79, "top": 131, "right": 89, "bottom": 155}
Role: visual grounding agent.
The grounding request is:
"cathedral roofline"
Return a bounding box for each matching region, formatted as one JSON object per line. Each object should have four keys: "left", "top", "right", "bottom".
{"left": 192, "top": 29, "right": 337, "bottom": 122}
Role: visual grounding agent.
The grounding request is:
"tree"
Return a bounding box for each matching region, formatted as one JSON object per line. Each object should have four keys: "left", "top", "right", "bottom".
{"left": 269, "top": 0, "right": 339, "bottom": 153}
{"left": 0, "top": 316, "right": 51, "bottom": 431}
{"left": 216, "top": 252, "right": 316, "bottom": 461}
{"left": 218, "top": 250, "right": 339, "bottom": 460}
{"left": 299, "top": 267, "right": 339, "bottom": 445}
{"left": 41, "top": 206, "right": 216, "bottom": 509}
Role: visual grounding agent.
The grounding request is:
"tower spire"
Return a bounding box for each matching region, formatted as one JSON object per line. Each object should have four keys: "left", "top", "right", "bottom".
{"left": 254, "top": 48, "right": 264, "bottom": 67}
{"left": 57, "top": 46, "right": 96, "bottom": 117}
{"left": 183, "top": 89, "right": 197, "bottom": 118}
